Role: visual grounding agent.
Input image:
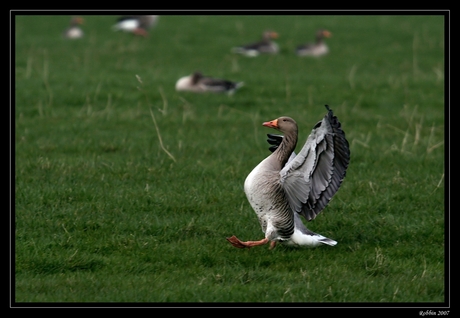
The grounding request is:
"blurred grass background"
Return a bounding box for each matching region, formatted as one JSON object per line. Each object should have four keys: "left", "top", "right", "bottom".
{"left": 14, "top": 14, "right": 445, "bottom": 303}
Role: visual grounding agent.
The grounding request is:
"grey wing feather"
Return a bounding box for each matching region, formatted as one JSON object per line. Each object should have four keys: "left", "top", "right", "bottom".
{"left": 280, "top": 106, "right": 350, "bottom": 221}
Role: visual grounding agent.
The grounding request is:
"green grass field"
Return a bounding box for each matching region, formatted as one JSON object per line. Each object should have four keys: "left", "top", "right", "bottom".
{"left": 14, "top": 14, "right": 446, "bottom": 304}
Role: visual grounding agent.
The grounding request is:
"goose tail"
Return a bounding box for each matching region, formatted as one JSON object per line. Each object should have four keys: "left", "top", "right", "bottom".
{"left": 227, "top": 82, "right": 244, "bottom": 95}
{"left": 318, "top": 237, "right": 337, "bottom": 246}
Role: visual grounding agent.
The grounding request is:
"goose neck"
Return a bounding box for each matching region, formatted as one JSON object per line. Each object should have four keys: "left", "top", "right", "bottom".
{"left": 273, "top": 132, "right": 297, "bottom": 167}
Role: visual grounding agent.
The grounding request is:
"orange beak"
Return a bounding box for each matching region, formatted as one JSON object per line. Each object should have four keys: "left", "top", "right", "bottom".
{"left": 323, "top": 30, "right": 332, "bottom": 38}
{"left": 270, "top": 32, "right": 279, "bottom": 39}
{"left": 262, "top": 119, "right": 278, "bottom": 129}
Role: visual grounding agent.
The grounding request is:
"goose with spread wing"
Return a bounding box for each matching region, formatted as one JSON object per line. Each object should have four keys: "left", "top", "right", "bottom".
{"left": 227, "top": 105, "right": 350, "bottom": 249}
{"left": 231, "top": 30, "right": 279, "bottom": 57}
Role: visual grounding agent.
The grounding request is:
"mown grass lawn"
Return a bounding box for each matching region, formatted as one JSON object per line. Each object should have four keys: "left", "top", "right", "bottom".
{"left": 14, "top": 14, "right": 446, "bottom": 305}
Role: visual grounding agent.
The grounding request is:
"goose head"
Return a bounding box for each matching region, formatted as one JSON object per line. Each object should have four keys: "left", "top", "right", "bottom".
{"left": 262, "top": 30, "right": 279, "bottom": 41}
{"left": 190, "top": 71, "right": 204, "bottom": 85}
{"left": 70, "top": 16, "right": 84, "bottom": 26}
{"left": 263, "top": 117, "right": 298, "bottom": 165}
{"left": 316, "top": 29, "right": 332, "bottom": 41}
{"left": 263, "top": 117, "right": 298, "bottom": 135}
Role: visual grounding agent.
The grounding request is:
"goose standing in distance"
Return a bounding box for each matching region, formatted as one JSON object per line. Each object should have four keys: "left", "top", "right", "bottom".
{"left": 63, "top": 16, "right": 84, "bottom": 39}
{"left": 227, "top": 105, "right": 350, "bottom": 249}
{"left": 111, "top": 15, "right": 159, "bottom": 37}
{"left": 175, "top": 71, "right": 243, "bottom": 95}
{"left": 231, "top": 31, "right": 279, "bottom": 57}
{"left": 296, "top": 29, "right": 332, "bottom": 57}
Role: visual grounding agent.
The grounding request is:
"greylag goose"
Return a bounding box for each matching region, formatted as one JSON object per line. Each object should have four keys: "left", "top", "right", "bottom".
{"left": 63, "top": 16, "right": 84, "bottom": 39}
{"left": 296, "top": 29, "right": 332, "bottom": 57}
{"left": 111, "top": 15, "right": 159, "bottom": 37}
{"left": 175, "top": 71, "right": 244, "bottom": 95}
{"left": 231, "top": 31, "right": 279, "bottom": 57}
{"left": 227, "top": 105, "right": 350, "bottom": 249}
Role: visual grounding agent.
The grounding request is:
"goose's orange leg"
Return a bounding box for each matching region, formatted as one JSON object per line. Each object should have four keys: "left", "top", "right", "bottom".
{"left": 226, "top": 235, "right": 270, "bottom": 249}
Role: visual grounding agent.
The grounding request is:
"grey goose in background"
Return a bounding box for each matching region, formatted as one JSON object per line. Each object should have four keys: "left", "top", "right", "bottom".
{"left": 63, "top": 16, "right": 84, "bottom": 39}
{"left": 112, "top": 15, "right": 159, "bottom": 37}
{"left": 296, "top": 29, "right": 332, "bottom": 57}
{"left": 231, "top": 30, "right": 279, "bottom": 57}
{"left": 175, "top": 71, "right": 243, "bottom": 95}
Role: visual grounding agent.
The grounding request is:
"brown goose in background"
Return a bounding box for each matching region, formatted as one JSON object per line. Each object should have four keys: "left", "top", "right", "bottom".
{"left": 227, "top": 105, "right": 350, "bottom": 249}
{"left": 231, "top": 30, "right": 279, "bottom": 57}
{"left": 175, "top": 71, "right": 243, "bottom": 95}
{"left": 63, "top": 16, "right": 84, "bottom": 39}
{"left": 112, "top": 15, "right": 159, "bottom": 37}
{"left": 296, "top": 29, "right": 332, "bottom": 57}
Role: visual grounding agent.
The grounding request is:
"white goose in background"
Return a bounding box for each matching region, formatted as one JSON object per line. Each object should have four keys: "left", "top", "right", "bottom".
{"left": 227, "top": 105, "right": 350, "bottom": 249}
{"left": 63, "top": 16, "right": 84, "bottom": 39}
{"left": 175, "top": 71, "right": 243, "bottom": 95}
{"left": 231, "top": 30, "right": 279, "bottom": 57}
{"left": 111, "top": 15, "right": 159, "bottom": 37}
{"left": 296, "top": 29, "right": 332, "bottom": 57}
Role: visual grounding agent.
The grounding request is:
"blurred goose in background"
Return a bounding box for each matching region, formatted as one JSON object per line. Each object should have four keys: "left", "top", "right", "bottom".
{"left": 112, "top": 15, "right": 159, "bottom": 37}
{"left": 63, "top": 16, "right": 84, "bottom": 39}
{"left": 232, "top": 30, "right": 279, "bottom": 57}
{"left": 175, "top": 71, "right": 243, "bottom": 95}
{"left": 296, "top": 29, "right": 332, "bottom": 57}
{"left": 227, "top": 105, "right": 350, "bottom": 249}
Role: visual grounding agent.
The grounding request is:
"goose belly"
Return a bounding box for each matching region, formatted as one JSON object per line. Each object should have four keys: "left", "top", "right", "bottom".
{"left": 244, "top": 165, "right": 270, "bottom": 215}
{"left": 244, "top": 161, "right": 294, "bottom": 240}
{"left": 66, "top": 28, "right": 83, "bottom": 39}
{"left": 313, "top": 44, "right": 329, "bottom": 56}
{"left": 244, "top": 162, "right": 273, "bottom": 216}
{"left": 310, "top": 44, "right": 329, "bottom": 56}
{"left": 297, "top": 44, "right": 329, "bottom": 57}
